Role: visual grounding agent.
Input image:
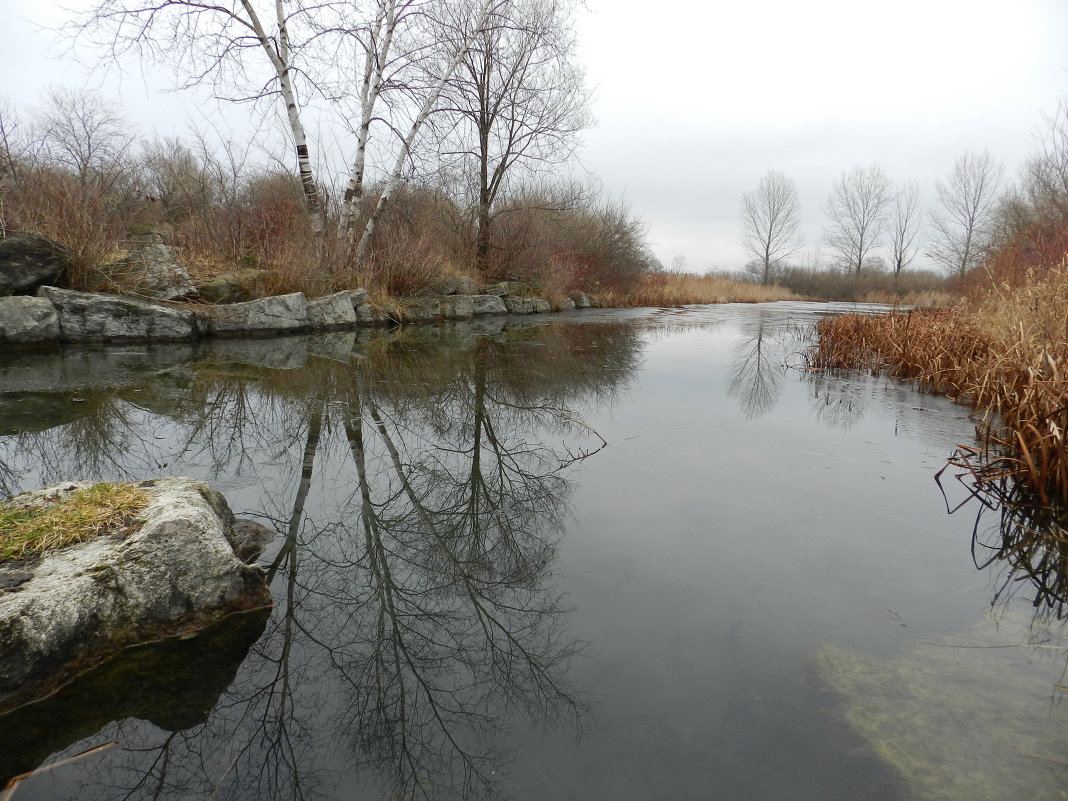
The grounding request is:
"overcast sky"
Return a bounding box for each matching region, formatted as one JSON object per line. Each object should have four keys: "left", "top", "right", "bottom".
{"left": 4, "top": 0, "right": 1068, "bottom": 272}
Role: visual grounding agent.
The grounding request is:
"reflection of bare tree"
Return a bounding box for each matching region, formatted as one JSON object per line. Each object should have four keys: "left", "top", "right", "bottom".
{"left": 727, "top": 316, "right": 784, "bottom": 419}
{"left": 2, "top": 323, "right": 641, "bottom": 801}
{"left": 938, "top": 446, "right": 1068, "bottom": 621}
{"left": 805, "top": 372, "right": 867, "bottom": 430}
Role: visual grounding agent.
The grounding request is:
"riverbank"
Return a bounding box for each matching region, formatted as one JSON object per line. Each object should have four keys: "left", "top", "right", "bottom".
{"left": 807, "top": 264, "right": 1068, "bottom": 507}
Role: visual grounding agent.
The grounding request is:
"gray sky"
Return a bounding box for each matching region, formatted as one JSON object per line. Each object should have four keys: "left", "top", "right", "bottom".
{"left": 5, "top": 0, "right": 1068, "bottom": 272}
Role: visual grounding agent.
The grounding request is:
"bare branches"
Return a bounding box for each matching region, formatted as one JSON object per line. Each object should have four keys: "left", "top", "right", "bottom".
{"left": 740, "top": 168, "right": 803, "bottom": 285}
{"left": 888, "top": 180, "right": 922, "bottom": 276}
{"left": 823, "top": 163, "right": 893, "bottom": 275}
{"left": 927, "top": 150, "right": 1005, "bottom": 277}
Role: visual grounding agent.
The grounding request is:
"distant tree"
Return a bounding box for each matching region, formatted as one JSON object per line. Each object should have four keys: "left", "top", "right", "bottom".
{"left": 671, "top": 254, "right": 688, "bottom": 272}
{"left": 888, "top": 181, "right": 923, "bottom": 276}
{"left": 35, "top": 88, "right": 133, "bottom": 190}
{"left": 823, "top": 164, "right": 893, "bottom": 275}
{"left": 740, "top": 169, "right": 803, "bottom": 284}
{"left": 927, "top": 150, "right": 1005, "bottom": 277}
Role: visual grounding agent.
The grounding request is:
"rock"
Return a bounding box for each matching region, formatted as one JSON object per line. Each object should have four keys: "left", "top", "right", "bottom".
{"left": 531, "top": 298, "right": 552, "bottom": 314}
{"left": 504, "top": 296, "right": 534, "bottom": 315}
{"left": 400, "top": 297, "right": 441, "bottom": 324}
{"left": 199, "top": 292, "right": 308, "bottom": 336}
{"left": 194, "top": 270, "right": 268, "bottom": 304}
{"left": 442, "top": 295, "right": 474, "bottom": 320}
{"left": 0, "top": 478, "right": 270, "bottom": 711}
{"left": 433, "top": 276, "right": 480, "bottom": 296}
{"left": 0, "top": 296, "right": 60, "bottom": 347}
{"left": 0, "top": 235, "right": 70, "bottom": 296}
{"left": 347, "top": 288, "right": 369, "bottom": 307}
{"left": 105, "top": 241, "right": 195, "bottom": 301}
{"left": 484, "top": 281, "right": 530, "bottom": 297}
{"left": 38, "top": 286, "right": 203, "bottom": 343}
{"left": 470, "top": 294, "right": 508, "bottom": 317}
{"left": 354, "top": 302, "right": 385, "bottom": 325}
{"left": 229, "top": 519, "right": 275, "bottom": 564}
{"left": 560, "top": 298, "right": 576, "bottom": 311}
{"left": 569, "top": 291, "right": 591, "bottom": 309}
{"left": 307, "top": 291, "right": 357, "bottom": 330}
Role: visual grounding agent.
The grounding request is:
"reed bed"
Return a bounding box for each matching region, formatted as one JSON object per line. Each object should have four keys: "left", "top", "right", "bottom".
{"left": 599, "top": 272, "right": 796, "bottom": 307}
{"left": 808, "top": 264, "right": 1068, "bottom": 506}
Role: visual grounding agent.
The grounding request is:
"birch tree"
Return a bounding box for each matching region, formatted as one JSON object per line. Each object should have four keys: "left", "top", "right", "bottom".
{"left": 927, "top": 150, "right": 1004, "bottom": 277}
{"left": 71, "top": 1, "right": 331, "bottom": 245}
{"left": 823, "top": 164, "right": 893, "bottom": 275}
{"left": 887, "top": 181, "right": 922, "bottom": 276}
{"left": 740, "top": 169, "right": 803, "bottom": 284}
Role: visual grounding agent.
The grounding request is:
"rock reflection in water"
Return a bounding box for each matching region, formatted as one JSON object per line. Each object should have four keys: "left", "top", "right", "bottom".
{"left": 0, "top": 321, "right": 643, "bottom": 801}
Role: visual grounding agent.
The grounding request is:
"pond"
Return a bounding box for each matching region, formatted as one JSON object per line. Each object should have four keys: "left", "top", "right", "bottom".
{"left": 1, "top": 301, "right": 1067, "bottom": 801}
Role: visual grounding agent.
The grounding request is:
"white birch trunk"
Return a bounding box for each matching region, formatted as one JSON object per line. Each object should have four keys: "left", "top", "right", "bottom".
{"left": 338, "top": 0, "right": 397, "bottom": 242}
{"left": 354, "top": 0, "right": 503, "bottom": 266}
{"left": 240, "top": 0, "right": 326, "bottom": 247}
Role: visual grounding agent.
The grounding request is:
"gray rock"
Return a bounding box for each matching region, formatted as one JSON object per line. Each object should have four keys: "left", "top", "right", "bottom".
{"left": 0, "top": 235, "right": 69, "bottom": 296}
{"left": 504, "top": 296, "right": 534, "bottom": 315}
{"left": 199, "top": 292, "right": 308, "bottom": 336}
{"left": 347, "top": 288, "right": 370, "bottom": 307}
{"left": 569, "top": 291, "right": 591, "bottom": 308}
{"left": 471, "top": 294, "right": 508, "bottom": 317}
{"left": 433, "top": 276, "right": 480, "bottom": 296}
{"left": 442, "top": 295, "right": 474, "bottom": 320}
{"left": 229, "top": 519, "right": 275, "bottom": 564}
{"left": 531, "top": 298, "right": 552, "bottom": 314}
{"left": 354, "top": 302, "right": 385, "bottom": 325}
{"left": 399, "top": 297, "right": 441, "bottom": 323}
{"left": 484, "top": 281, "right": 530, "bottom": 297}
{"left": 38, "top": 286, "right": 203, "bottom": 342}
{"left": 106, "top": 242, "right": 195, "bottom": 301}
{"left": 0, "top": 478, "right": 270, "bottom": 709}
{"left": 195, "top": 270, "right": 268, "bottom": 304}
{"left": 0, "top": 296, "right": 60, "bottom": 347}
{"left": 560, "top": 298, "right": 576, "bottom": 311}
{"left": 307, "top": 291, "right": 357, "bottom": 330}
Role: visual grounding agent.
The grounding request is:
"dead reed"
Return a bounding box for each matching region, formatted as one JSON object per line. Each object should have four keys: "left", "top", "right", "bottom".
{"left": 808, "top": 266, "right": 1068, "bottom": 506}
{"left": 601, "top": 272, "right": 796, "bottom": 307}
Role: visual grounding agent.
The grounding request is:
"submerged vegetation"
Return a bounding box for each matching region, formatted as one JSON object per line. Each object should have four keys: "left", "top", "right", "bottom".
{"left": 0, "top": 482, "right": 147, "bottom": 562}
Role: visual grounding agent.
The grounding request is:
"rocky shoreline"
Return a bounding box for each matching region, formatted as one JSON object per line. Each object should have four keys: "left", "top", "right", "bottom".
{"left": 0, "top": 282, "right": 592, "bottom": 352}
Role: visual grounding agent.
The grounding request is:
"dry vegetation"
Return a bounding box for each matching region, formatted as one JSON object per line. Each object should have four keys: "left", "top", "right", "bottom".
{"left": 0, "top": 482, "right": 148, "bottom": 562}
{"left": 600, "top": 271, "right": 795, "bottom": 307}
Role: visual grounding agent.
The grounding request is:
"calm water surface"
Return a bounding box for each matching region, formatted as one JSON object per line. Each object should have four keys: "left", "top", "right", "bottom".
{"left": 1, "top": 302, "right": 1066, "bottom": 801}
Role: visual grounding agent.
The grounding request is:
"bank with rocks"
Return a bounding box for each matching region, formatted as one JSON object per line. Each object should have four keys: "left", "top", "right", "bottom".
{"left": 0, "top": 232, "right": 593, "bottom": 351}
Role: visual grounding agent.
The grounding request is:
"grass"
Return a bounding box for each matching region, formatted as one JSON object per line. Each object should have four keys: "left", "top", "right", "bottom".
{"left": 598, "top": 271, "right": 797, "bottom": 307}
{"left": 807, "top": 261, "right": 1068, "bottom": 506}
{"left": 0, "top": 483, "right": 149, "bottom": 562}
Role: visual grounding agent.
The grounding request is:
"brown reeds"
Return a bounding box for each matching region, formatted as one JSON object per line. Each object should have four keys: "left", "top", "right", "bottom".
{"left": 601, "top": 272, "right": 796, "bottom": 307}
{"left": 808, "top": 265, "right": 1068, "bottom": 506}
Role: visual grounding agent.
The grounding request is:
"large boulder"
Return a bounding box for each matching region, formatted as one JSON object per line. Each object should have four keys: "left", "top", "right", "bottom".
{"left": 307, "top": 291, "right": 357, "bottom": 330}
{"left": 569, "top": 291, "right": 591, "bottom": 309}
{"left": 0, "top": 478, "right": 271, "bottom": 711}
{"left": 433, "top": 276, "right": 480, "bottom": 296}
{"left": 531, "top": 298, "right": 552, "bottom": 314}
{"left": 105, "top": 235, "right": 195, "bottom": 301}
{"left": 37, "top": 286, "right": 203, "bottom": 343}
{"left": 442, "top": 295, "right": 474, "bottom": 320}
{"left": 199, "top": 292, "right": 309, "bottom": 336}
{"left": 504, "top": 296, "right": 534, "bottom": 315}
{"left": 400, "top": 297, "right": 441, "bottom": 324}
{"left": 0, "top": 296, "right": 60, "bottom": 348}
{"left": 0, "top": 235, "right": 70, "bottom": 296}
{"left": 471, "top": 294, "right": 508, "bottom": 317}
{"left": 484, "top": 281, "right": 530, "bottom": 298}
{"left": 195, "top": 269, "right": 269, "bottom": 304}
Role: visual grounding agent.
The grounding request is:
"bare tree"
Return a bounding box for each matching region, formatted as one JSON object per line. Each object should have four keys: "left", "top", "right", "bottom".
{"left": 927, "top": 150, "right": 1004, "bottom": 277}
{"left": 740, "top": 168, "right": 803, "bottom": 284}
{"left": 35, "top": 88, "right": 133, "bottom": 190}
{"left": 887, "top": 181, "right": 922, "bottom": 276}
{"left": 823, "top": 163, "right": 893, "bottom": 275}
{"left": 441, "top": 0, "right": 589, "bottom": 272}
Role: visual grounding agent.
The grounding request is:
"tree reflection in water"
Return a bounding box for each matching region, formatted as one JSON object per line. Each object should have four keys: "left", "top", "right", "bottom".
{"left": 0, "top": 322, "right": 642, "bottom": 801}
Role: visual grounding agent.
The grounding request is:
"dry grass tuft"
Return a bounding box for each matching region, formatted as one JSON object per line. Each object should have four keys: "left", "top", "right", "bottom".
{"left": 808, "top": 263, "right": 1068, "bottom": 505}
{"left": 0, "top": 483, "right": 149, "bottom": 562}
{"left": 599, "top": 272, "right": 796, "bottom": 307}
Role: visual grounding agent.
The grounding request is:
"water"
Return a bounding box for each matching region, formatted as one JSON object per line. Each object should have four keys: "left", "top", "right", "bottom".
{"left": 2, "top": 302, "right": 1067, "bottom": 801}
